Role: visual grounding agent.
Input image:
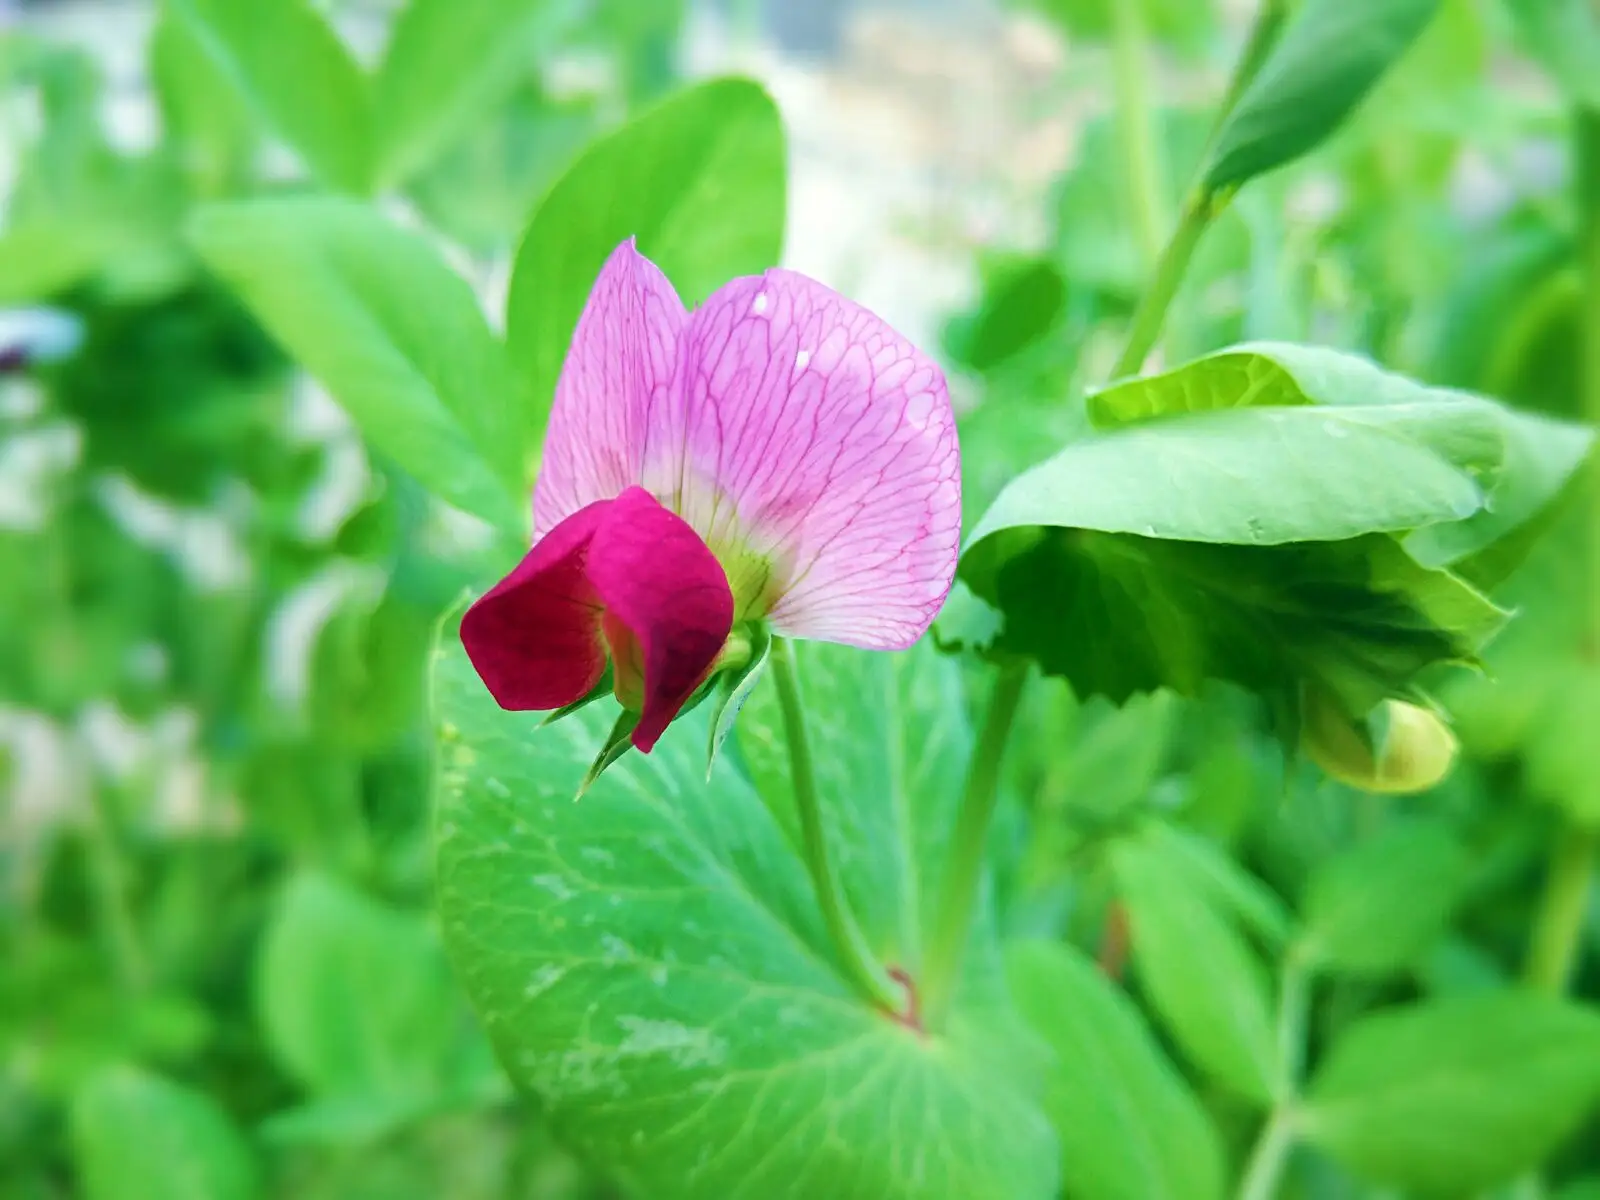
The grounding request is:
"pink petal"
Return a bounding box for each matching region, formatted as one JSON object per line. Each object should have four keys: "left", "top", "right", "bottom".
{"left": 585, "top": 487, "right": 734, "bottom": 752}
{"left": 670, "top": 270, "right": 961, "bottom": 649}
{"left": 459, "top": 500, "right": 611, "bottom": 710}
{"left": 533, "top": 239, "right": 688, "bottom": 536}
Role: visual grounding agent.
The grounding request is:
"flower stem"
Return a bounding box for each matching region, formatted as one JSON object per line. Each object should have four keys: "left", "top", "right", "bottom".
{"left": 84, "top": 776, "right": 149, "bottom": 995}
{"left": 768, "top": 637, "right": 901, "bottom": 1012}
{"left": 921, "top": 661, "right": 1029, "bottom": 1030}
{"left": 1237, "top": 1113, "right": 1295, "bottom": 1200}
{"left": 1110, "top": 0, "right": 1169, "bottom": 272}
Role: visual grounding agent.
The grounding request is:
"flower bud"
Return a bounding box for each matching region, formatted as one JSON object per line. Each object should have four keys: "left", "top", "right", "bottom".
{"left": 1301, "top": 686, "right": 1459, "bottom": 795}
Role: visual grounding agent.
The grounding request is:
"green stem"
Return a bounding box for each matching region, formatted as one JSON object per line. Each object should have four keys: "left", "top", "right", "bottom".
{"left": 84, "top": 777, "right": 149, "bottom": 994}
{"left": 1105, "top": 0, "right": 1288, "bottom": 381}
{"left": 1525, "top": 826, "right": 1598, "bottom": 994}
{"left": 921, "top": 662, "right": 1029, "bottom": 1030}
{"left": 1237, "top": 955, "right": 1310, "bottom": 1200}
{"left": 768, "top": 638, "right": 900, "bottom": 1012}
{"left": 1110, "top": 0, "right": 1169, "bottom": 271}
{"left": 1237, "top": 1113, "right": 1295, "bottom": 1200}
{"left": 1108, "top": 190, "right": 1222, "bottom": 379}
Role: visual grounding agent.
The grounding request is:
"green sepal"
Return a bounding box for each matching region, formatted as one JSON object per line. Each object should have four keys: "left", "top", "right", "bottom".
{"left": 576, "top": 707, "right": 640, "bottom": 799}
{"left": 705, "top": 624, "right": 773, "bottom": 780}
{"left": 539, "top": 665, "right": 614, "bottom": 729}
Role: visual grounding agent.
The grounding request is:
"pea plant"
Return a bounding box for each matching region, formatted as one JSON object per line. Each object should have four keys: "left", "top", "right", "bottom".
{"left": 5, "top": 0, "right": 1600, "bottom": 1198}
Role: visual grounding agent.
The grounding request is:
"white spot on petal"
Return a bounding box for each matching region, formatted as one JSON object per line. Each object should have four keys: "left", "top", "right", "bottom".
{"left": 794, "top": 348, "right": 811, "bottom": 371}
{"left": 751, "top": 291, "right": 769, "bottom": 315}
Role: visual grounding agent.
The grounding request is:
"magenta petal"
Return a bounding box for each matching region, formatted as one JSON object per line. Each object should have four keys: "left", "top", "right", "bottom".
{"left": 533, "top": 240, "right": 688, "bottom": 536}
{"left": 459, "top": 501, "right": 611, "bottom": 711}
{"left": 671, "top": 269, "right": 961, "bottom": 649}
{"left": 585, "top": 487, "right": 733, "bottom": 753}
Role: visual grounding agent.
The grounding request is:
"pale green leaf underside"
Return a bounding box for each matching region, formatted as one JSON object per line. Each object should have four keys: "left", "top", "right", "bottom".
{"left": 433, "top": 633, "right": 1057, "bottom": 1200}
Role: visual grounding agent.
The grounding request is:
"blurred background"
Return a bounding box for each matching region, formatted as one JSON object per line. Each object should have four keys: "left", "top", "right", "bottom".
{"left": 1, "top": 0, "right": 1594, "bottom": 1197}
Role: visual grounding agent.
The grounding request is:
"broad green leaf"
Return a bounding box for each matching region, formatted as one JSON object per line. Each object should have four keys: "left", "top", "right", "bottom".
{"left": 373, "top": 0, "right": 580, "bottom": 187}
{"left": 435, "top": 631, "right": 1059, "bottom": 1200}
{"left": 1505, "top": 0, "right": 1600, "bottom": 107}
{"left": 169, "top": 0, "right": 372, "bottom": 193}
{"left": 505, "top": 77, "right": 785, "bottom": 435}
{"left": 189, "top": 198, "right": 526, "bottom": 531}
{"left": 1301, "top": 993, "right": 1600, "bottom": 1193}
{"left": 1109, "top": 829, "right": 1276, "bottom": 1103}
{"left": 954, "top": 342, "right": 1576, "bottom": 712}
{"left": 256, "top": 872, "right": 461, "bottom": 1100}
{"left": 1298, "top": 820, "right": 1468, "bottom": 975}
{"left": 1203, "top": 0, "right": 1442, "bottom": 191}
{"left": 72, "top": 1066, "right": 258, "bottom": 1200}
{"left": 1007, "top": 940, "right": 1225, "bottom": 1200}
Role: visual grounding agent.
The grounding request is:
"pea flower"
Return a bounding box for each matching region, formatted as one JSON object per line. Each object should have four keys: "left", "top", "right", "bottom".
{"left": 461, "top": 240, "right": 960, "bottom": 753}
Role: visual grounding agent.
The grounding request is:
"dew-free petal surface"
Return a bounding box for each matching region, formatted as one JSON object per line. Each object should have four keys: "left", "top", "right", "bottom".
{"left": 460, "top": 500, "right": 610, "bottom": 710}
{"left": 670, "top": 270, "right": 961, "bottom": 648}
{"left": 533, "top": 240, "right": 688, "bottom": 536}
{"left": 585, "top": 488, "right": 733, "bottom": 752}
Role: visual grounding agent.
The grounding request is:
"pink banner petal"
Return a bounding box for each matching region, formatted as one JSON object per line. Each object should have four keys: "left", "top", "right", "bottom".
{"left": 460, "top": 500, "right": 611, "bottom": 710}
{"left": 670, "top": 270, "right": 961, "bottom": 649}
{"left": 533, "top": 240, "right": 688, "bottom": 536}
{"left": 585, "top": 488, "right": 734, "bottom": 752}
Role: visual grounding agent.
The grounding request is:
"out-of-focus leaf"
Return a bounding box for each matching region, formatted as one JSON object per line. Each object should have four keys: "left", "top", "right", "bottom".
{"left": 942, "top": 255, "right": 1069, "bottom": 375}
{"left": 72, "top": 1066, "right": 258, "bottom": 1200}
{"left": 1007, "top": 0, "right": 1213, "bottom": 54}
{"left": 1007, "top": 940, "right": 1225, "bottom": 1200}
{"left": 255, "top": 873, "right": 461, "bottom": 1101}
{"left": 189, "top": 198, "right": 525, "bottom": 531}
{"left": 150, "top": 2, "right": 257, "bottom": 195}
{"left": 1505, "top": 0, "right": 1600, "bottom": 107}
{"left": 1298, "top": 820, "right": 1468, "bottom": 975}
{"left": 1147, "top": 823, "right": 1293, "bottom": 948}
{"left": 372, "top": 0, "right": 581, "bottom": 187}
{"left": 0, "top": 224, "right": 117, "bottom": 304}
{"left": 505, "top": 77, "right": 785, "bottom": 437}
{"left": 1301, "top": 993, "right": 1600, "bottom": 1193}
{"left": 169, "top": 0, "right": 372, "bottom": 193}
{"left": 1110, "top": 829, "right": 1276, "bottom": 1103}
{"left": 1204, "top": 0, "right": 1443, "bottom": 191}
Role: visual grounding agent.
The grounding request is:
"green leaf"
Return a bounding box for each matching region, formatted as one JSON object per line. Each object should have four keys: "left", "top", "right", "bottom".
{"left": 169, "top": 0, "right": 372, "bottom": 193}
{"left": 188, "top": 197, "right": 525, "bottom": 531}
{"left": 1505, "top": 0, "right": 1600, "bottom": 107}
{"left": 1109, "top": 828, "right": 1276, "bottom": 1103}
{"left": 1203, "top": 0, "right": 1443, "bottom": 191}
{"left": 0, "top": 223, "right": 117, "bottom": 303}
{"left": 505, "top": 77, "right": 786, "bottom": 436}
{"left": 434, "top": 631, "right": 1059, "bottom": 1200}
{"left": 1145, "top": 823, "right": 1293, "bottom": 949}
{"left": 256, "top": 872, "right": 461, "bottom": 1100}
{"left": 150, "top": 1, "right": 257, "bottom": 195}
{"left": 1006, "top": 940, "right": 1225, "bottom": 1200}
{"left": 1008, "top": 0, "right": 1213, "bottom": 54}
{"left": 372, "top": 0, "right": 580, "bottom": 187}
{"left": 1301, "top": 992, "right": 1600, "bottom": 1193}
{"left": 956, "top": 343, "right": 1547, "bottom": 712}
{"left": 1298, "top": 820, "right": 1469, "bottom": 976}
{"left": 72, "top": 1066, "right": 258, "bottom": 1200}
